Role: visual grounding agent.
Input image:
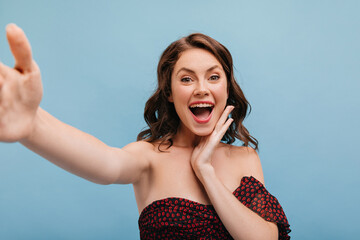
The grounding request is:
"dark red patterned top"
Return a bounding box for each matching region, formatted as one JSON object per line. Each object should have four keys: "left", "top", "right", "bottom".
{"left": 138, "top": 176, "right": 291, "bottom": 239}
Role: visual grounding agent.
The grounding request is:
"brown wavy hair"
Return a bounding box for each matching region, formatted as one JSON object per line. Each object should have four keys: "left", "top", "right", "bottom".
{"left": 137, "top": 33, "right": 258, "bottom": 151}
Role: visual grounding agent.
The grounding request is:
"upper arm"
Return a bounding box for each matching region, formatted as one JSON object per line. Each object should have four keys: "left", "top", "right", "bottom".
{"left": 235, "top": 146, "right": 265, "bottom": 185}
{"left": 234, "top": 146, "right": 279, "bottom": 237}
{"left": 244, "top": 148, "right": 280, "bottom": 238}
{"left": 108, "top": 141, "right": 151, "bottom": 185}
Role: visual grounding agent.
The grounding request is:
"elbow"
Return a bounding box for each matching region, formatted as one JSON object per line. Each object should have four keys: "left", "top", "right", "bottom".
{"left": 266, "top": 222, "right": 279, "bottom": 240}
{"left": 235, "top": 222, "right": 278, "bottom": 240}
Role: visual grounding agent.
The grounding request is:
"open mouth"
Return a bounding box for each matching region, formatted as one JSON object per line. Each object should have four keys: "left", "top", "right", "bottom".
{"left": 189, "top": 103, "right": 214, "bottom": 122}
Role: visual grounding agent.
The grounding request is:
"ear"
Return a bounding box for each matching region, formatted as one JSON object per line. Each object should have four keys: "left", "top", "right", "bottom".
{"left": 168, "top": 94, "right": 173, "bottom": 102}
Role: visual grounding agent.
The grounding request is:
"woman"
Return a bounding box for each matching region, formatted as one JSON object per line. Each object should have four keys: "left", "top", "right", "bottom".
{"left": 0, "top": 24, "right": 290, "bottom": 239}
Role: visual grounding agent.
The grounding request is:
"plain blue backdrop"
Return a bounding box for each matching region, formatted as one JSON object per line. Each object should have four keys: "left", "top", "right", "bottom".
{"left": 1, "top": 0, "right": 359, "bottom": 239}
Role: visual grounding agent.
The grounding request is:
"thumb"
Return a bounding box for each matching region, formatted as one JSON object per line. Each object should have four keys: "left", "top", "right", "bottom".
{"left": 6, "top": 23, "right": 33, "bottom": 73}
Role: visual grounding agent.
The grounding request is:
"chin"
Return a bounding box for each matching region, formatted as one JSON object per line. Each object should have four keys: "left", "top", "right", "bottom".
{"left": 191, "top": 126, "right": 214, "bottom": 137}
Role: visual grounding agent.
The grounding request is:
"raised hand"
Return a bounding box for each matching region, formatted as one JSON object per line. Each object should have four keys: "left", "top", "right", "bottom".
{"left": 0, "top": 24, "right": 43, "bottom": 142}
{"left": 190, "top": 105, "right": 234, "bottom": 178}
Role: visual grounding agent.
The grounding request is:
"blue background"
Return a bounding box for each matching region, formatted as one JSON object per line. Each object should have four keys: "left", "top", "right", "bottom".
{"left": 1, "top": 0, "right": 359, "bottom": 239}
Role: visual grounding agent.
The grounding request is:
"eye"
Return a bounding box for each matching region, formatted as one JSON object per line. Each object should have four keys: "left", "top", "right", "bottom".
{"left": 209, "top": 75, "right": 220, "bottom": 81}
{"left": 181, "top": 77, "right": 192, "bottom": 83}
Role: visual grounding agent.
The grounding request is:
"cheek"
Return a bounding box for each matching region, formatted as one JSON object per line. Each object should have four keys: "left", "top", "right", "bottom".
{"left": 213, "top": 85, "right": 228, "bottom": 104}
{"left": 170, "top": 88, "right": 189, "bottom": 116}
{"left": 172, "top": 86, "right": 192, "bottom": 103}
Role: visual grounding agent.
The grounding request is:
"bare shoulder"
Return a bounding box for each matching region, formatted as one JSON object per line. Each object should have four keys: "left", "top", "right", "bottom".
{"left": 229, "top": 145, "right": 265, "bottom": 185}
{"left": 122, "top": 140, "right": 155, "bottom": 154}
{"left": 122, "top": 139, "right": 171, "bottom": 161}
{"left": 121, "top": 140, "right": 155, "bottom": 170}
{"left": 108, "top": 140, "right": 155, "bottom": 185}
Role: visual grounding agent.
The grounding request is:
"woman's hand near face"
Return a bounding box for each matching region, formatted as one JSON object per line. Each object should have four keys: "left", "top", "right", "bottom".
{"left": 190, "top": 105, "right": 234, "bottom": 179}
{"left": 0, "top": 24, "right": 42, "bottom": 142}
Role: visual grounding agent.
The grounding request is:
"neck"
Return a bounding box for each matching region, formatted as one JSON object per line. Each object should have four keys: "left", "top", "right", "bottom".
{"left": 171, "top": 124, "right": 203, "bottom": 148}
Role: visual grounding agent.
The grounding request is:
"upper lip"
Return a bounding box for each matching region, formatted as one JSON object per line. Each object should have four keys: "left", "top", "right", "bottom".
{"left": 189, "top": 101, "right": 215, "bottom": 108}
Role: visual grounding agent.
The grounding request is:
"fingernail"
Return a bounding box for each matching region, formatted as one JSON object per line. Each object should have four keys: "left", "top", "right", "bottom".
{"left": 6, "top": 23, "right": 17, "bottom": 31}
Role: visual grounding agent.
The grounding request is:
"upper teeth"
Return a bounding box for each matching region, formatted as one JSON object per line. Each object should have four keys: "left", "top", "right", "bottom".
{"left": 189, "top": 103, "right": 214, "bottom": 108}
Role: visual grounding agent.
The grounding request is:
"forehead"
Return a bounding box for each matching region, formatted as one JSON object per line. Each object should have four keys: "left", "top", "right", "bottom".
{"left": 173, "top": 48, "right": 224, "bottom": 74}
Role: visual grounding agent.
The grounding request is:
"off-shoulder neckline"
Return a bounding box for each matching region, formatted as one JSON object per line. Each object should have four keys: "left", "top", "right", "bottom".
{"left": 138, "top": 175, "right": 263, "bottom": 219}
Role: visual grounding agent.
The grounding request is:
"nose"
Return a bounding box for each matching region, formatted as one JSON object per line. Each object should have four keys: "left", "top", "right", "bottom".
{"left": 193, "top": 81, "right": 209, "bottom": 97}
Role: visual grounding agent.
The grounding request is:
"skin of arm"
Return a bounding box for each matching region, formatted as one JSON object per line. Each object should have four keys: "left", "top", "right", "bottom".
{"left": 1, "top": 24, "right": 148, "bottom": 186}
{"left": 20, "top": 107, "right": 149, "bottom": 185}
{"left": 195, "top": 148, "right": 278, "bottom": 240}
{"left": 190, "top": 106, "right": 278, "bottom": 240}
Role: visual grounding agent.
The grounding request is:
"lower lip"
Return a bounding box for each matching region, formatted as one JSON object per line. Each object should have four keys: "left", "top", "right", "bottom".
{"left": 190, "top": 110, "right": 213, "bottom": 124}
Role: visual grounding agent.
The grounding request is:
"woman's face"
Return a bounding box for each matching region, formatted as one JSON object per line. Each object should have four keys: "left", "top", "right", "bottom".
{"left": 169, "top": 48, "right": 228, "bottom": 136}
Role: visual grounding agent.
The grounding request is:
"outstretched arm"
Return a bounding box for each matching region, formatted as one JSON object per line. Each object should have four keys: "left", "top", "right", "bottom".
{"left": 20, "top": 108, "right": 149, "bottom": 185}
{"left": 0, "top": 24, "right": 148, "bottom": 185}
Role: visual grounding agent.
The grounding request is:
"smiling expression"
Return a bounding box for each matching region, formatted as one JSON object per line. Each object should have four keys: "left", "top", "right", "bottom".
{"left": 168, "top": 48, "right": 228, "bottom": 137}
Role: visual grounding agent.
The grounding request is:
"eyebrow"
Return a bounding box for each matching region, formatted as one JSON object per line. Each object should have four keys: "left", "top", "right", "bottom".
{"left": 175, "top": 65, "right": 221, "bottom": 76}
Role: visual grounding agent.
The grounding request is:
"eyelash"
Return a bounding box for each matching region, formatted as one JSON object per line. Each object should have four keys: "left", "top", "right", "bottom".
{"left": 180, "top": 75, "right": 220, "bottom": 82}
{"left": 181, "top": 77, "right": 192, "bottom": 82}
{"left": 209, "top": 75, "right": 220, "bottom": 81}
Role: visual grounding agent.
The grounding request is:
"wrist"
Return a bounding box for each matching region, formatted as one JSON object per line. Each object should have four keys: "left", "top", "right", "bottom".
{"left": 20, "top": 107, "right": 42, "bottom": 143}
{"left": 194, "top": 164, "right": 216, "bottom": 185}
